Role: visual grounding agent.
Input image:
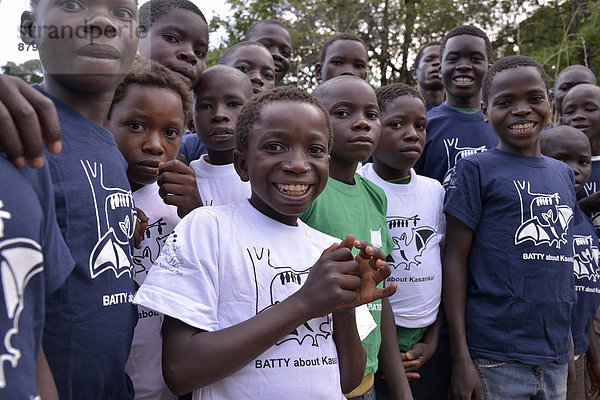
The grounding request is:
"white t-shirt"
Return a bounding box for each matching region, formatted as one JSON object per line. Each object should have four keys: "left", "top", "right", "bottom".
{"left": 126, "top": 182, "right": 180, "bottom": 400}
{"left": 359, "top": 165, "right": 445, "bottom": 328}
{"left": 190, "top": 155, "right": 251, "bottom": 206}
{"left": 135, "top": 200, "right": 346, "bottom": 400}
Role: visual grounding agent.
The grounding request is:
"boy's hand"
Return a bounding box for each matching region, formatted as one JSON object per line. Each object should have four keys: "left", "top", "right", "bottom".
{"left": 451, "top": 357, "right": 484, "bottom": 400}
{"left": 157, "top": 160, "right": 202, "bottom": 218}
{"left": 0, "top": 75, "right": 62, "bottom": 168}
{"left": 134, "top": 208, "right": 149, "bottom": 249}
{"left": 402, "top": 341, "right": 435, "bottom": 379}
{"left": 342, "top": 239, "right": 396, "bottom": 308}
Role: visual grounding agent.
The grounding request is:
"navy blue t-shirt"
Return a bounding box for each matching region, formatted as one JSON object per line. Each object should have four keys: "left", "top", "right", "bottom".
{"left": 179, "top": 131, "right": 206, "bottom": 163}
{"left": 0, "top": 157, "right": 73, "bottom": 399}
{"left": 571, "top": 206, "right": 600, "bottom": 355}
{"left": 414, "top": 104, "right": 498, "bottom": 188}
{"left": 34, "top": 85, "right": 138, "bottom": 399}
{"left": 577, "top": 159, "right": 600, "bottom": 236}
{"left": 445, "top": 148, "right": 577, "bottom": 364}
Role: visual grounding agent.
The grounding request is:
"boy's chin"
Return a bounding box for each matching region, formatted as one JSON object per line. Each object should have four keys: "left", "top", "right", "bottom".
{"left": 48, "top": 72, "right": 128, "bottom": 93}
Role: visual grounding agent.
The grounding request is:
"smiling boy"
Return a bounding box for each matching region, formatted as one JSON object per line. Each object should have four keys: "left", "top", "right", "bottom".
{"left": 245, "top": 19, "right": 293, "bottom": 83}
{"left": 18, "top": 0, "right": 140, "bottom": 398}
{"left": 134, "top": 86, "right": 396, "bottom": 399}
{"left": 444, "top": 55, "right": 576, "bottom": 399}
{"left": 219, "top": 41, "right": 276, "bottom": 96}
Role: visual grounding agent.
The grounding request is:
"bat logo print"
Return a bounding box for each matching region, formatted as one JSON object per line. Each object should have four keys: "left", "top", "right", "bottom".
{"left": 442, "top": 138, "right": 488, "bottom": 188}
{"left": 387, "top": 215, "right": 436, "bottom": 270}
{"left": 573, "top": 235, "right": 600, "bottom": 281}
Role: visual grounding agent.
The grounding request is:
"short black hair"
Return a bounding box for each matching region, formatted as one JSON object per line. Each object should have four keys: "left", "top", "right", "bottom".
{"left": 376, "top": 83, "right": 425, "bottom": 113}
{"left": 541, "top": 125, "right": 590, "bottom": 155}
{"left": 235, "top": 86, "right": 333, "bottom": 151}
{"left": 482, "top": 55, "right": 548, "bottom": 105}
{"left": 193, "top": 65, "right": 253, "bottom": 100}
{"left": 319, "top": 33, "right": 368, "bottom": 64}
{"left": 439, "top": 25, "right": 493, "bottom": 63}
{"left": 554, "top": 65, "right": 597, "bottom": 89}
{"left": 312, "top": 75, "right": 375, "bottom": 105}
{"left": 245, "top": 19, "right": 289, "bottom": 40}
{"left": 110, "top": 57, "right": 192, "bottom": 122}
{"left": 219, "top": 41, "right": 270, "bottom": 65}
{"left": 139, "top": 0, "right": 206, "bottom": 33}
{"left": 412, "top": 42, "right": 441, "bottom": 71}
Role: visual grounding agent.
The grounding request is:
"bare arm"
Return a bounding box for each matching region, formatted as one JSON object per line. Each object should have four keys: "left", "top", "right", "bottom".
{"left": 403, "top": 309, "right": 442, "bottom": 379}
{"left": 379, "top": 297, "right": 413, "bottom": 399}
{"left": 443, "top": 214, "right": 484, "bottom": 400}
{"left": 36, "top": 346, "right": 58, "bottom": 400}
{"left": 333, "top": 308, "right": 366, "bottom": 393}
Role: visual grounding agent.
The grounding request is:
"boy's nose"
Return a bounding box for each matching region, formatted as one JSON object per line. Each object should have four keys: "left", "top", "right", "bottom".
{"left": 142, "top": 133, "right": 165, "bottom": 155}
{"left": 283, "top": 151, "right": 310, "bottom": 173}
{"left": 85, "top": 13, "right": 118, "bottom": 38}
{"left": 212, "top": 105, "right": 230, "bottom": 122}
{"left": 512, "top": 101, "right": 532, "bottom": 115}
{"left": 352, "top": 118, "right": 371, "bottom": 130}
{"left": 250, "top": 72, "right": 264, "bottom": 86}
{"left": 178, "top": 48, "right": 198, "bottom": 66}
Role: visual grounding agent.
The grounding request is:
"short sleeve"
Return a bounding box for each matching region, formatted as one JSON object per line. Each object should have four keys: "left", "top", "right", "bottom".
{"left": 443, "top": 159, "right": 482, "bottom": 231}
{"left": 134, "top": 208, "right": 221, "bottom": 332}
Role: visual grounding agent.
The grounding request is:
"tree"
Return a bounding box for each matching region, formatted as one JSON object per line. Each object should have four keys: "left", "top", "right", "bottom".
{"left": 2, "top": 59, "right": 43, "bottom": 84}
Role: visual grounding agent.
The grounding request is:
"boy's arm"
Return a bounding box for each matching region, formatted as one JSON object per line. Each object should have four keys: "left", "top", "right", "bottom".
{"left": 587, "top": 322, "right": 600, "bottom": 400}
{"left": 443, "top": 214, "right": 484, "bottom": 400}
{"left": 157, "top": 160, "right": 202, "bottom": 218}
{"left": 161, "top": 237, "right": 393, "bottom": 395}
{"left": 379, "top": 297, "right": 413, "bottom": 399}
{"left": 0, "top": 75, "right": 62, "bottom": 168}
{"left": 579, "top": 193, "right": 600, "bottom": 216}
{"left": 332, "top": 308, "right": 367, "bottom": 393}
{"left": 36, "top": 346, "right": 59, "bottom": 400}
{"left": 402, "top": 308, "right": 442, "bottom": 378}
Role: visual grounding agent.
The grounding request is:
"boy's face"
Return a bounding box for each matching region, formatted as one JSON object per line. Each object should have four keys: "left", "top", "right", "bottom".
{"left": 320, "top": 80, "right": 381, "bottom": 163}
{"left": 235, "top": 101, "right": 330, "bottom": 226}
{"left": 543, "top": 134, "right": 592, "bottom": 193}
{"left": 246, "top": 24, "right": 292, "bottom": 83}
{"left": 441, "top": 35, "right": 488, "bottom": 103}
{"left": 482, "top": 66, "right": 550, "bottom": 156}
{"left": 25, "top": 0, "right": 139, "bottom": 92}
{"left": 561, "top": 85, "right": 600, "bottom": 142}
{"left": 193, "top": 72, "right": 251, "bottom": 153}
{"left": 317, "top": 40, "right": 368, "bottom": 81}
{"left": 106, "top": 84, "right": 185, "bottom": 191}
{"left": 413, "top": 45, "right": 442, "bottom": 90}
{"left": 553, "top": 69, "right": 596, "bottom": 115}
{"left": 138, "top": 8, "right": 208, "bottom": 89}
{"left": 374, "top": 96, "right": 427, "bottom": 176}
{"left": 224, "top": 46, "right": 276, "bottom": 95}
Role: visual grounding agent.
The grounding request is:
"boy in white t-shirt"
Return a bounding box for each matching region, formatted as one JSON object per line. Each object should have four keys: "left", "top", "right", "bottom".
{"left": 189, "top": 65, "right": 253, "bottom": 206}
{"left": 105, "top": 58, "right": 201, "bottom": 399}
{"left": 359, "top": 83, "right": 444, "bottom": 399}
{"left": 134, "top": 86, "right": 397, "bottom": 399}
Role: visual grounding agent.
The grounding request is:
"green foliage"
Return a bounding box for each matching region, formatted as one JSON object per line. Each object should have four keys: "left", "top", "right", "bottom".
{"left": 2, "top": 59, "right": 43, "bottom": 84}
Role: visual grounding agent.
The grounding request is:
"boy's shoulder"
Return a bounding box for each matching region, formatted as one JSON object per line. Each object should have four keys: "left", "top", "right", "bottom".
{"left": 359, "top": 164, "right": 444, "bottom": 198}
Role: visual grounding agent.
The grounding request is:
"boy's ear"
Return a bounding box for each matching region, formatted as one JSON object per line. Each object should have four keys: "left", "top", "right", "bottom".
{"left": 481, "top": 101, "right": 488, "bottom": 123}
{"left": 410, "top": 68, "right": 418, "bottom": 81}
{"left": 233, "top": 149, "right": 250, "bottom": 182}
{"left": 314, "top": 63, "right": 322, "bottom": 82}
{"left": 20, "top": 11, "right": 36, "bottom": 45}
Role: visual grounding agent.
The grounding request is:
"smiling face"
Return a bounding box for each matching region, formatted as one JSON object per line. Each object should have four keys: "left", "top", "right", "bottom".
{"left": 542, "top": 131, "right": 592, "bottom": 194}
{"left": 561, "top": 84, "right": 600, "bottom": 145}
{"left": 373, "top": 96, "right": 427, "bottom": 180}
{"left": 138, "top": 8, "right": 208, "bottom": 89}
{"left": 553, "top": 69, "right": 596, "bottom": 116}
{"left": 441, "top": 34, "right": 488, "bottom": 108}
{"left": 317, "top": 40, "right": 369, "bottom": 81}
{"left": 25, "top": 0, "right": 139, "bottom": 92}
{"left": 319, "top": 80, "right": 380, "bottom": 166}
{"left": 193, "top": 70, "right": 252, "bottom": 153}
{"left": 224, "top": 45, "right": 276, "bottom": 95}
{"left": 482, "top": 66, "right": 550, "bottom": 157}
{"left": 246, "top": 23, "right": 292, "bottom": 83}
{"left": 235, "top": 101, "right": 330, "bottom": 226}
{"left": 106, "top": 84, "right": 185, "bottom": 191}
{"left": 414, "top": 44, "right": 442, "bottom": 91}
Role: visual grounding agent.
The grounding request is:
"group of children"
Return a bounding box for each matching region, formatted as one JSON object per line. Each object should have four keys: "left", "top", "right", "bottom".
{"left": 1, "top": 0, "right": 600, "bottom": 399}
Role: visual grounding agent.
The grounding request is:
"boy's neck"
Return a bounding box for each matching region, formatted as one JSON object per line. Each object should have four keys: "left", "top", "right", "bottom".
{"left": 41, "top": 76, "right": 116, "bottom": 126}
{"left": 205, "top": 148, "right": 234, "bottom": 166}
{"left": 420, "top": 87, "right": 444, "bottom": 107}
{"left": 497, "top": 143, "right": 541, "bottom": 157}
{"left": 589, "top": 137, "right": 600, "bottom": 158}
{"left": 329, "top": 158, "right": 358, "bottom": 185}
{"left": 372, "top": 161, "right": 411, "bottom": 182}
{"left": 445, "top": 94, "right": 481, "bottom": 110}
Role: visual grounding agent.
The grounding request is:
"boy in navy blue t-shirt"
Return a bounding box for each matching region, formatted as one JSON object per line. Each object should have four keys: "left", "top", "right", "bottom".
{"left": 414, "top": 25, "right": 498, "bottom": 188}
{"left": 541, "top": 125, "right": 600, "bottom": 400}
{"left": 444, "top": 55, "right": 577, "bottom": 399}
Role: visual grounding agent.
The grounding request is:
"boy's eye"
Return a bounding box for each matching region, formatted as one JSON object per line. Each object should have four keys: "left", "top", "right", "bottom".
{"left": 581, "top": 159, "right": 591, "bottom": 166}
{"left": 332, "top": 110, "right": 350, "bottom": 118}
{"left": 307, "top": 145, "right": 326, "bottom": 154}
{"left": 198, "top": 103, "right": 212, "bottom": 110}
{"left": 281, "top": 49, "right": 292, "bottom": 58}
{"left": 164, "top": 129, "right": 180, "bottom": 138}
{"left": 128, "top": 122, "right": 145, "bottom": 132}
{"left": 163, "top": 34, "right": 178, "bottom": 43}
{"left": 366, "top": 111, "right": 379, "bottom": 119}
{"left": 390, "top": 121, "right": 403, "bottom": 129}
{"left": 495, "top": 99, "right": 509, "bottom": 107}
{"left": 471, "top": 56, "right": 483, "bottom": 63}
{"left": 59, "top": 0, "right": 83, "bottom": 11}
{"left": 263, "top": 71, "right": 275, "bottom": 81}
{"left": 445, "top": 56, "right": 457, "bottom": 63}
{"left": 235, "top": 65, "right": 250, "bottom": 73}
{"left": 416, "top": 122, "right": 427, "bottom": 131}
{"left": 114, "top": 8, "right": 135, "bottom": 21}
{"left": 228, "top": 101, "right": 243, "bottom": 108}
{"left": 355, "top": 63, "right": 366, "bottom": 69}
{"left": 195, "top": 49, "right": 207, "bottom": 59}
{"left": 331, "top": 60, "right": 343, "bottom": 66}
{"left": 265, "top": 143, "right": 284, "bottom": 152}
{"left": 530, "top": 95, "right": 544, "bottom": 103}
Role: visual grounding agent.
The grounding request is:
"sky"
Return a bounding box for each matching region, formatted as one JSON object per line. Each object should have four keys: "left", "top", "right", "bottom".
{"left": 0, "top": 0, "right": 230, "bottom": 67}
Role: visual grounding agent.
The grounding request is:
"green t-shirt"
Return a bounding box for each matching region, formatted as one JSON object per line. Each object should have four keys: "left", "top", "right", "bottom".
{"left": 300, "top": 174, "right": 393, "bottom": 375}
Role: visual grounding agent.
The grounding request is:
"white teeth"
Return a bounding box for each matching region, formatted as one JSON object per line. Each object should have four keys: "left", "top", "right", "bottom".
{"left": 455, "top": 77, "right": 473, "bottom": 82}
{"left": 510, "top": 122, "right": 535, "bottom": 132}
{"left": 276, "top": 183, "right": 309, "bottom": 196}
